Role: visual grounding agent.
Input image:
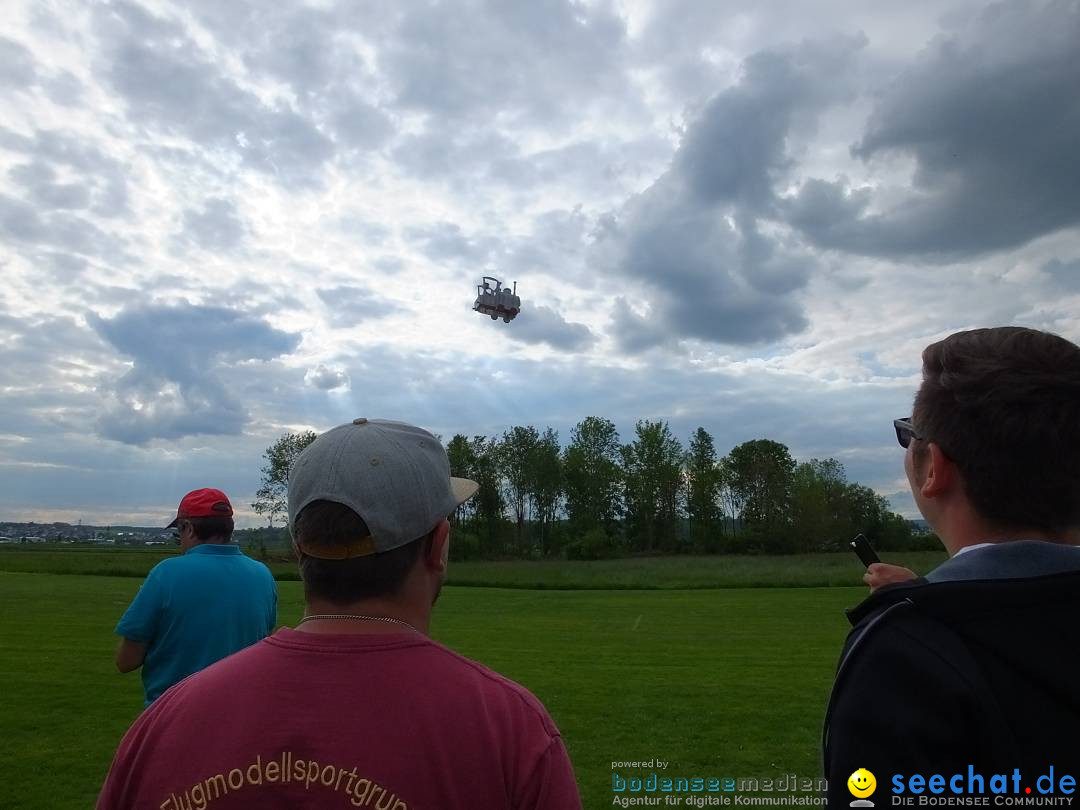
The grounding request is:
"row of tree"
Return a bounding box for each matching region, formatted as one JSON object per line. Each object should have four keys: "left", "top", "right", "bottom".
{"left": 444, "top": 418, "right": 916, "bottom": 558}
{"left": 252, "top": 419, "right": 921, "bottom": 559}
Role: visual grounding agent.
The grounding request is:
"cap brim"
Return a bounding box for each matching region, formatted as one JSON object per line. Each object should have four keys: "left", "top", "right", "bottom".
{"left": 451, "top": 477, "right": 479, "bottom": 505}
{"left": 165, "top": 516, "right": 180, "bottom": 529}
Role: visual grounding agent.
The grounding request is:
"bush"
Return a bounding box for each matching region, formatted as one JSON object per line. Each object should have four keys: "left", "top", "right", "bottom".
{"left": 450, "top": 530, "right": 482, "bottom": 561}
{"left": 565, "top": 528, "right": 620, "bottom": 561}
{"left": 908, "top": 532, "right": 942, "bottom": 552}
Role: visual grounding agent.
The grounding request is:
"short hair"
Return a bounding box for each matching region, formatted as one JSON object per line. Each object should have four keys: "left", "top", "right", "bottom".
{"left": 187, "top": 516, "right": 234, "bottom": 542}
{"left": 292, "top": 500, "right": 433, "bottom": 605}
{"left": 913, "top": 327, "right": 1080, "bottom": 533}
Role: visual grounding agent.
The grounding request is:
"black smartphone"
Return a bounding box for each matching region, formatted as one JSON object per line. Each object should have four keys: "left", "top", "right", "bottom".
{"left": 849, "top": 533, "right": 880, "bottom": 567}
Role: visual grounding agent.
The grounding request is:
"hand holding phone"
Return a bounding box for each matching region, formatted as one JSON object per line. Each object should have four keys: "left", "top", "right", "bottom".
{"left": 849, "top": 533, "right": 880, "bottom": 567}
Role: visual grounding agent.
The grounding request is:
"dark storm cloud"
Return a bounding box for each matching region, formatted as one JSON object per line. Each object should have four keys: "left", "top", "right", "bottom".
{"left": 675, "top": 36, "right": 867, "bottom": 209}
{"left": 177, "top": 198, "right": 247, "bottom": 252}
{"left": 592, "top": 37, "right": 864, "bottom": 351}
{"left": 505, "top": 304, "right": 594, "bottom": 352}
{"left": 89, "top": 304, "right": 300, "bottom": 444}
{"left": 316, "top": 286, "right": 405, "bottom": 328}
{"left": 787, "top": 0, "right": 1080, "bottom": 260}
{"left": 93, "top": 1, "right": 334, "bottom": 188}
{"left": 592, "top": 38, "right": 866, "bottom": 351}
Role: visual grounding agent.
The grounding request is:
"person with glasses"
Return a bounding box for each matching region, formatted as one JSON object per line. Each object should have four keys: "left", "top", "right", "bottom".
{"left": 823, "top": 327, "right": 1080, "bottom": 806}
{"left": 113, "top": 488, "right": 277, "bottom": 706}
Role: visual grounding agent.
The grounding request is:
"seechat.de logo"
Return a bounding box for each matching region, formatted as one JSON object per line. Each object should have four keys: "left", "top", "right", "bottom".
{"left": 849, "top": 768, "right": 877, "bottom": 807}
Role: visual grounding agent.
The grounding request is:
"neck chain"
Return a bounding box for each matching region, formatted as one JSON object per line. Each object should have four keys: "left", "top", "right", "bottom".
{"left": 296, "top": 613, "right": 420, "bottom": 634}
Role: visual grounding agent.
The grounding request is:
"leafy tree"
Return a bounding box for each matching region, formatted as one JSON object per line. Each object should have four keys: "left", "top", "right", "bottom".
{"left": 876, "top": 507, "right": 915, "bottom": 551}
{"left": 621, "top": 420, "right": 684, "bottom": 552}
{"left": 791, "top": 458, "right": 850, "bottom": 552}
{"left": 563, "top": 416, "right": 623, "bottom": 538}
{"left": 469, "top": 435, "right": 505, "bottom": 554}
{"left": 499, "top": 425, "right": 540, "bottom": 552}
{"left": 716, "top": 457, "right": 743, "bottom": 545}
{"left": 841, "top": 483, "right": 913, "bottom": 552}
{"left": 252, "top": 430, "right": 318, "bottom": 529}
{"left": 724, "top": 439, "right": 796, "bottom": 552}
{"left": 531, "top": 428, "right": 563, "bottom": 557}
{"left": 686, "top": 427, "right": 722, "bottom": 551}
{"left": 446, "top": 434, "right": 478, "bottom": 527}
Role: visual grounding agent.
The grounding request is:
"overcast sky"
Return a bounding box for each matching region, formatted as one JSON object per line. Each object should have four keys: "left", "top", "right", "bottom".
{"left": 1, "top": 0, "right": 1078, "bottom": 528}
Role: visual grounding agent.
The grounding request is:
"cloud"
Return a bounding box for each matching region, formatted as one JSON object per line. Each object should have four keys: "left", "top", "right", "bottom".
{"left": 786, "top": 0, "right": 1080, "bottom": 260}
{"left": 0, "top": 193, "right": 120, "bottom": 264}
{"left": 0, "top": 36, "right": 37, "bottom": 87}
{"left": 305, "top": 364, "right": 350, "bottom": 391}
{"left": 93, "top": 1, "right": 334, "bottom": 187}
{"left": 404, "top": 221, "right": 497, "bottom": 265}
{"left": 383, "top": 0, "right": 630, "bottom": 124}
{"left": 673, "top": 45, "right": 855, "bottom": 208}
{"left": 1042, "top": 258, "right": 1080, "bottom": 291}
{"left": 329, "top": 92, "right": 394, "bottom": 149}
{"left": 316, "top": 285, "right": 405, "bottom": 328}
{"left": 89, "top": 304, "right": 301, "bottom": 444}
{"left": 502, "top": 208, "right": 591, "bottom": 286}
{"left": 506, "top": 304, "right": 594, "bottom": 351}
{"left": 177, "top": 198, "right": 247, "bottom": 252}
{"left": 0, "top": 127, "right": 131, "bottom": 222}
{"left": 8, "top": 162, "right": 91, "bottom": 210}
{"left": 392, "top": 129, "right": 519, "bottom": 183}
{"left": 590, "top": 36, "right": 865, "bottom": 351}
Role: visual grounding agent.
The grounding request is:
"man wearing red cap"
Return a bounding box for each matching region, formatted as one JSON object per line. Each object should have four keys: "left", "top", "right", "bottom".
{"left": 99, "top": 422, "right": 580, "bottom": 809}
{"left": 113, "top": 488, "right": 277, "bottom": 706}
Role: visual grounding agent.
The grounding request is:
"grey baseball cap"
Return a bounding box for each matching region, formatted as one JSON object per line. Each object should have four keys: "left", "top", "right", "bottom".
{"left": 288, "top": 418, "right": 479, "bottom": 558}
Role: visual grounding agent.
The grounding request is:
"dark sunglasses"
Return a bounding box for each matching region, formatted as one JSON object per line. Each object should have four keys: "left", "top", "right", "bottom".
{"left": 893, "top": 417, "right": 922, "bottom": 449}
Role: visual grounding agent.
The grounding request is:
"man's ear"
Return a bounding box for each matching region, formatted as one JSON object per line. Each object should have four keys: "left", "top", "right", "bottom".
{"left": 426, "top": 519, "right": 451, "bottom": 572}
{"left": 291, "top": 537, "right": 311, "bottom": 566}
{"left": 920, "top": 442, "right": 956, "bottom": 499}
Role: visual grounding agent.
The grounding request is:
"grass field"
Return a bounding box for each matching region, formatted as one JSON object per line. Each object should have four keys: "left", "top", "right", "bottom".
{"left": 0, "top": 544, "right": 947, "bottom": 588}
{"left": 0, "top": 549, "right": 932, "bottom": 809}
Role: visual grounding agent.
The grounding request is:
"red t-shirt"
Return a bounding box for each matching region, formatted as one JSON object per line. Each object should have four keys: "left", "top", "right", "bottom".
{"left": 98, "top": 628, "right": 582, "bottom": 810}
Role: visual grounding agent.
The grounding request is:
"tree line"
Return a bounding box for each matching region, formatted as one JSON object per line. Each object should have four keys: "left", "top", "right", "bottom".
{"left": 254, "top": 418, "right": 922, "bottom": 559}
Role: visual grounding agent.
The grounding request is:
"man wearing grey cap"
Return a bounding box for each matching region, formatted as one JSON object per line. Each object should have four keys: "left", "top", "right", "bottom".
{"left": 98, "top": 419, "right": 582, "bottom": 810}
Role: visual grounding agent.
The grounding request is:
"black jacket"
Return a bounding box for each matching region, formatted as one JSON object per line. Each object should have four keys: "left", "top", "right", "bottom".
{"left": 823, "top": 542, "right": 1080, "bottom": 808}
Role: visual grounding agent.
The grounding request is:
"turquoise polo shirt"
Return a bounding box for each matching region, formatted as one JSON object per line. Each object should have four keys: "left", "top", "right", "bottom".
{"left": 116, "top": 544, "right": 277, "bottom": 705}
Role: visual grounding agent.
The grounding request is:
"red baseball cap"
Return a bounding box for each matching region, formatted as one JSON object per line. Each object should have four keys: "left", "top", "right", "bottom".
{"left": 166, "top": 488, "right": 234, "bottom": 528}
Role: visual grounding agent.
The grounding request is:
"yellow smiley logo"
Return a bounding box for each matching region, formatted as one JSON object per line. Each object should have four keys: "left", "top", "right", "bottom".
{"left": 848, "top": 769, "right": 877, "bottom": 798}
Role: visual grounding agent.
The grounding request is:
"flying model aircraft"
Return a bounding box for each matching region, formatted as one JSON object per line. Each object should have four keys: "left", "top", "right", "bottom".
{"left": 472, "top": 276, "right": 520, "bottom": 323}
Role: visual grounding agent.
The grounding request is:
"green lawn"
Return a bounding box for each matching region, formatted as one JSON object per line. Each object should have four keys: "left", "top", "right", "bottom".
{"left": 0, "top": 545, "right": 947, "bottom": 587}
{"left": 0, "top": 569, "right": 868, "bottom": 810}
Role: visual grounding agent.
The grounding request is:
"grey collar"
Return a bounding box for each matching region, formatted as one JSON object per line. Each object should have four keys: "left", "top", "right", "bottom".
{"left": 925, "top": 540, "right": 1080, "bottom": 583}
